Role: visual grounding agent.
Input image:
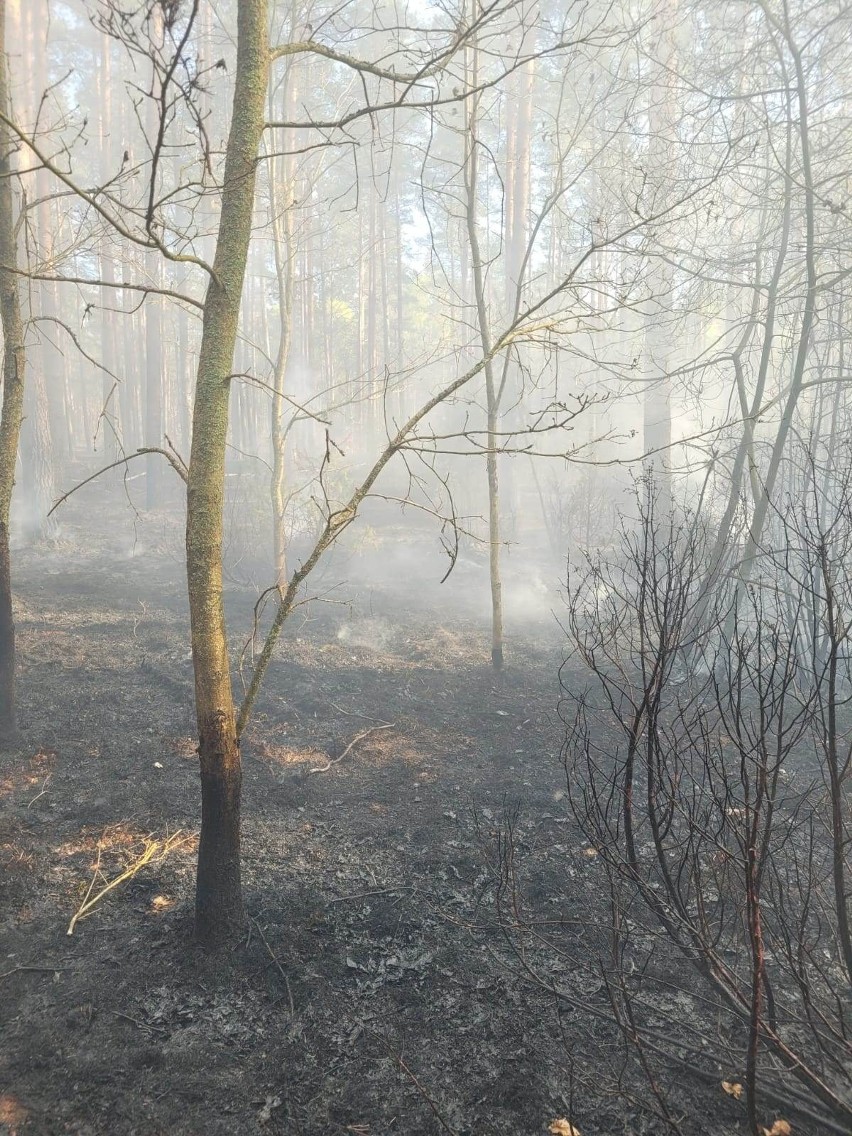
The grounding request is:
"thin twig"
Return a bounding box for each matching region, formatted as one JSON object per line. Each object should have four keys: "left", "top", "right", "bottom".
{"left": 26, "top": 773, "right": 51, "bottom": 808}
{"left": 108, "top": 1009, "right": 169, "bottom": 1035}
{"left": 49, "top": 448, "right": 187, "bottom": 516}
{"left": 309, "top": 723, "right": 394, "bottom": 775}
{"left": 251, "top": 917, "right": 295, "bottom": 1018}
{"left": 328, "top": 700, "right": 390, "bottom": 722}
{"left": 396, "top": 1054, "right": 459, "bottom": 1136}
{"left": 0, "top": 965, "right": 66, "bottom": 981}
{"left": 325, "top": 886, "right": 414, "bottom": 905}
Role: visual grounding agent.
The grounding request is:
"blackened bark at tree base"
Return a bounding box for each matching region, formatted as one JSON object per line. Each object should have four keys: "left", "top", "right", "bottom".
{"left": 196, "top": 750, "right": 244, "bottom": 944}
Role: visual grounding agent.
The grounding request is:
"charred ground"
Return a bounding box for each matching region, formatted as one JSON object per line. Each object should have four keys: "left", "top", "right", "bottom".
{"left": 0, "top": 496, "right": 795, "bottom": 1136}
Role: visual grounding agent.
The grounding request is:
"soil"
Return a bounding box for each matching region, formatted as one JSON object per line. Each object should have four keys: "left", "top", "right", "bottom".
{"left": 0, "top": 494, "right": 803, "bottom": 1136}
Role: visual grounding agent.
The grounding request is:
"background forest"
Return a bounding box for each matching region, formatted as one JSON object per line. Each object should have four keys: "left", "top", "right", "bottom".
{"left": 0, "top": 1, "right": 850, "bottom": 1135}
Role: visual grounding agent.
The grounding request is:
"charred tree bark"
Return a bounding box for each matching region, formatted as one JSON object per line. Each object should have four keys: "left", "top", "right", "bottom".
{"left": 187, "top": 0, "right": 269, "bottom": 946}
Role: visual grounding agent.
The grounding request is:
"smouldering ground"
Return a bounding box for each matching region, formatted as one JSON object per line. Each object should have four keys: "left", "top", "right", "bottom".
{"left": 0, "top": 499, "right": 770, "bottom": 1135}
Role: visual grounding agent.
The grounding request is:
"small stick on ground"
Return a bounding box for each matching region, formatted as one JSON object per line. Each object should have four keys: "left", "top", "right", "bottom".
{"left": 309, "top": 723, "right": 394, "bottom": 775}
{"left": 367, "top": 1031, "right": 458, "bottom": 1135}
{"left": 0, "top": 965, "right": 67, "bottom": 981}
{"left": 251, "top": 917, "right": 295, "bottom": 1019}
{"left": 329, "top": 700, "right": 390, "bottom": 722}
{"left": 396, "top": 1054, "right": 458, "bottom": 1136}
{"left": 27, "top": 774, "right": 52, "bottom": 808}
{"left": 108, "top": 1009, "right": 169, "bottom": 1035}
{"left": 325, "top": 886, "right": 414, "bottom": 905}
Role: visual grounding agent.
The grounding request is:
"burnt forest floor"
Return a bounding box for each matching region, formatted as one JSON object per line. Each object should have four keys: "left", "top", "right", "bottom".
{"left": 0, "top": 494, "right": 798, "bottom": 1136}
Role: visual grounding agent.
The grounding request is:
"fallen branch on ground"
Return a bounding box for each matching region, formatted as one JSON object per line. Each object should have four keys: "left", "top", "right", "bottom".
{"left": 66, "top": 831, "right": 191, "bottom": 935}
{"left": 309, "top": 723, "right": 394, "bottom": 774}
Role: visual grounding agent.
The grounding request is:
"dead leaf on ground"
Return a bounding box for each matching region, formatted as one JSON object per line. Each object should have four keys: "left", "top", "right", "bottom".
{"left": 548, "top": 1120, "right": 582, "bottom": 1136}
{"left": 721, "top": 1080, "right": 744, "bottom": 1100}
{"left": 0, "top": 1094, "right": 30, "bottom": 1130}
{"left": 761, "top": 1121, "right": 792, "bottom": 1136}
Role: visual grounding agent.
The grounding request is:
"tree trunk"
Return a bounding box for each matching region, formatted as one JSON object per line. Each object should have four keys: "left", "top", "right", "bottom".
{"left": 120, "top": 254, "right": 141, "bottom": 453}
{"left": 642, "top": 6, "right": 678, "bottom": 517}
{"left": 267, "top": 66, "right": 296, "bottom": 585}
{"left": 145, "top": 16, "right": 164, "bottom": 508}
{"left": 177, "top": 297, "right": 191, "bottom": 453}
{"left": 0, "top": 0, "right": 25, "bottom": 737}
{"left": 735, "top": 29, "right": 816, "bottom": 600}
{"left": 186, "top": 0, "right": 269, "bottom": 946}
{"left": 501, "top": 52, "right": 533, "bottom": 542}
{"left": 145, "top": 275, "right": 163, "bottom": 507}
{"left": 19, "top": 0, "right": 58, "bottom": 539}
{"left": 464, "top": 31, "right": 504, "bottom": 669}
{"left": 31, "top": 370, "right": 56, "bottom": 535}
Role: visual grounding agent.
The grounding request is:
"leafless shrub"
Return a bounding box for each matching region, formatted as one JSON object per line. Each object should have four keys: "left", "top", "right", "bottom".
{"left": 556, "top": 480, "right": 851, "bottom": 1133}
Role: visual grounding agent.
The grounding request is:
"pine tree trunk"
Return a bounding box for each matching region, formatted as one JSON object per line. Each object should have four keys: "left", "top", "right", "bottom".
{"left": 144, "top": 14, "right": 164, "bottom": 508}
{"left": 177, "top": 299, "right": 191, "bottom": 453}
{"left": 268, "top": 66, "right": 296, "bottom": 585}
{"left": 145, "top": 277, "right": 163, "bottom": 507}
{"left": 32, "top": 370, "right": 56, "bottom": 533}
{"left": 19, "top": 0, "right": 58, "bottom": 539}
{"left": 0, "top": 0, "right": 24, "bottom": 736}
{"left": 642, "top": 9, "right": 677, "bottom": 517}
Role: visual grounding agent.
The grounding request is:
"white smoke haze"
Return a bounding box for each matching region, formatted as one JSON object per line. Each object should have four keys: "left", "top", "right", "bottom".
{"left": 0, "top": 1, "right": 850, "bottom": 1133}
